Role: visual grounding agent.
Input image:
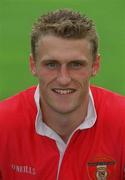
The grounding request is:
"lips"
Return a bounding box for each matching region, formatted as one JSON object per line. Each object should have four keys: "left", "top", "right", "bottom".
{"left": 52, "top": 88, "right": 76, "bottom": 95}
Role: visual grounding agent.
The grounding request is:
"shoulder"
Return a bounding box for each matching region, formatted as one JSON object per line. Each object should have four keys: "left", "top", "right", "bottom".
{"left": 0, "top": 86, "right": 36, "bottom": 110}
{"left": 91, "top": 85, "right": 125, "bottom": 108}
{"left": 0, "top": 86, "right": 37, "bottom": 126}
{"left": 91, "top": 85, "right": 125, "bottom": 128}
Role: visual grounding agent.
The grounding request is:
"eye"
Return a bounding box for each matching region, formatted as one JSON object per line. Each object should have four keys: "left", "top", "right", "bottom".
{"left": 45, "top": 62, "right": 59, "bottom": 69}
{"left": 69, "top": 61, "right": 83, "bottom": 69}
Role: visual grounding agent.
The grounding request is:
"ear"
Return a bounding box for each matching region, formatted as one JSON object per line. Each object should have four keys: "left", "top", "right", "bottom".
{"left": 91, "top": 54, "right": 100, "bottom": 76}
{"left": 29, "top": 54, "right": 37, "bottom": 76}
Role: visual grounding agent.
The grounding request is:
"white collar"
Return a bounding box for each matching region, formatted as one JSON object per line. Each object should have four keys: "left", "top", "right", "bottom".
{"left": 34, "top": 85, "right": 97, "bottom": 141}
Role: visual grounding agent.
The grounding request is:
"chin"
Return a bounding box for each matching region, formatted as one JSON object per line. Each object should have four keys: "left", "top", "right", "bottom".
{"left": 52, "top": 105, "right": 77, "bottom": 114}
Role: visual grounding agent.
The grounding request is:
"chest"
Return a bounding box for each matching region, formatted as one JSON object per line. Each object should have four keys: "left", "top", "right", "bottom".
{"left": 0, "top": 127, "right": 123, "bottom": 180}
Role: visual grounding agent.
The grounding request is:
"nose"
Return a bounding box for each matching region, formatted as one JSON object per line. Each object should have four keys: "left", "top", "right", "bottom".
{"left": 57, "top": 65, "right": 71, "bottom": 86}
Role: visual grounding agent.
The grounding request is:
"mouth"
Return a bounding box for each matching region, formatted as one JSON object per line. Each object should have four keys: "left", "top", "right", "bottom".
{"left": 52, "top": 88, "right": 76, "bottom": 95}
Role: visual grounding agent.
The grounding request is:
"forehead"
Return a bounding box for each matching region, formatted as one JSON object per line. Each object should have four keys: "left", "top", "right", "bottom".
{"left": 37, "top": 35, "right": 93, "bottom": 61}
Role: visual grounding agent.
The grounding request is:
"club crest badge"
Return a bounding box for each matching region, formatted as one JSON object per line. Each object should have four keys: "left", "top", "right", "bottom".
{"left": 87, "top": 155, "right": 116, "bottom": 179}
{"left": 96, "top": 165, "right": 107, "bottom": 180}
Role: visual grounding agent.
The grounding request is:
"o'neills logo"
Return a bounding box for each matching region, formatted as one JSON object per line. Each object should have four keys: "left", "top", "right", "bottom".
{"left": 11, "top": 164, "right": 36, "bottom": 175}
{"left": 87, "top": 155, "right": 116, "bottom": 180}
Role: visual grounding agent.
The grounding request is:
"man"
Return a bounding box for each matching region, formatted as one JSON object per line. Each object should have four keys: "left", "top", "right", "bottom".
{"left": 0, "top": 9, "right": 125, "bottom": 180}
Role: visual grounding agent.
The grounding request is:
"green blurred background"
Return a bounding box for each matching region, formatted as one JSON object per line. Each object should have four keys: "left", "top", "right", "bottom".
{"left": 0, "top": 0, "right": 125, "bottom": 100}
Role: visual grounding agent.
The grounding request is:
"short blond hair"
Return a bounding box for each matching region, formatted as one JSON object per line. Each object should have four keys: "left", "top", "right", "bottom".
{"left": 31, "top": 9, "right": 99, "bottom": 60}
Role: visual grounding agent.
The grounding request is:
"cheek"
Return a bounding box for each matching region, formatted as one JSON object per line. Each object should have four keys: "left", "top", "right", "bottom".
{"left": 72, "top": 69, "right": 92, "bottom": 80}
{"left": 37, "top": 69, "right": 57, "bottom": 85}
{"left": 71, "top": 69, "right": 92, "bottom": 88}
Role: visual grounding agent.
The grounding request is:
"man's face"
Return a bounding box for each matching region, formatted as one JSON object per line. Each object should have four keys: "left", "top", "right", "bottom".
{"left": 30, "top": 35, "right": 100, "bottom": 114}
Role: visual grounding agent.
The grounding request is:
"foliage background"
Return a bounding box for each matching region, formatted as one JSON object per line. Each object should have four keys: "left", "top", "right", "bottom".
{"left": 0, "top": 0, "right": 125, "bottom": 100}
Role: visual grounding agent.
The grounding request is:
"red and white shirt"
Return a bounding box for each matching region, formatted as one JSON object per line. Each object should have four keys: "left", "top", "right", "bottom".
{"left": 0, "top": 85, "right": 125, "bottom": 179}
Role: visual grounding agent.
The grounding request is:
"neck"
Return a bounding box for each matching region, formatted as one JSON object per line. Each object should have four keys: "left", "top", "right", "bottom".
{"left": 40, "top": 96, "right": 89, "bottom": 143}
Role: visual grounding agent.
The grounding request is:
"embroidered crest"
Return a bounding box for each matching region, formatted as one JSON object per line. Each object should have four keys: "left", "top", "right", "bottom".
{"left": 87, "top": 155, "right": 116, "bottom": 179}
{"left": 96, "top": 165, "right": 107, "bottom": 180}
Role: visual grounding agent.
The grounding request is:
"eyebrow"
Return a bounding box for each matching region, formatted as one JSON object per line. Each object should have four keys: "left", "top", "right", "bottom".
{"left": 69, "top": 59, "right": 87, "bottom": 63}
{"left": 40, "top": 59, "right": 59, "bottom": 64}
{"left": 40, "top": 56, "right": 89, "bottom": 67}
